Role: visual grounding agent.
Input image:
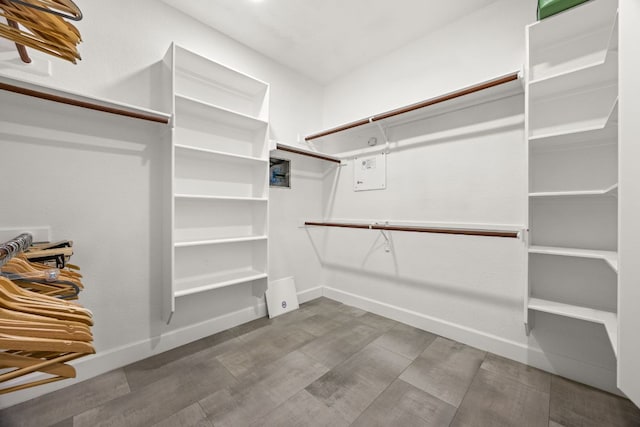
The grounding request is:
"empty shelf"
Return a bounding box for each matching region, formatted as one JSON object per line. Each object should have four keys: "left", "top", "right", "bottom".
{"left": 175, "top": 235, "right": 267, "bottom": 248}
{"left": 174, "top": 194, "right": 268, "bottom": 202}
{"left": 529, "top": 51, "right": 617, "bottom": 101}
{"left": 529, "top": 246, "right": 618, "bottom": 272}
{"left": 529, "top": 184, "right": 618, "bottom": 198}
{"left": 174, "top": 45, "right": 268, "bottom": 97}
{"left": 174, "top": 94, "right": 267, "bottom": 130}
{"left": 174, "top": 269, "right": 268, "bottom": 297}
{"left": 175, "top": 144, "right": 267, "bottom": 165}
{"left": 528, "top": 297, "right": 617, "bottom": 356}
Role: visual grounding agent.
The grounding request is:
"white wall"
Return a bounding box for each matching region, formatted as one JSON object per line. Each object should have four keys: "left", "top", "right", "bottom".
{"left": 314, "top": 0, "right": 620, "bottom": 394}
{"left": 0, "top": 0, "right": 323, "bottom": 408}
{"left": 321, "top": 0, "right": 533, "bottom": 128}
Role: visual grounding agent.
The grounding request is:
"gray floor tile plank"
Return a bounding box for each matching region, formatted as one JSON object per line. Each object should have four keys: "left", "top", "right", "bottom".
{"left": 549, "top": 421, "right": 565, "bottom": 427}
{"left": 299, "top": 321, "right": 382, "bottom": 369}
{"left": 0, "top": 369, "right": 130, "bottom": 427}
{"left": 250, "top": 390, "right": 349, "bottom": 427}
{"left": 372, "top": 323, "right": 438, "bottom": 360}
{"left": 451, "top": 368, "right": 549, "bottom": 427}
{"left": 200, "top": 350, "right": 328, "bottom": 427}
{"left": 481, "top": 353, "right": 551, "bottom": 394}
{"left": 48, "top": 419, "right": 73, "bottom": 427}
{"left": 227, "top": 316, "right": 272, "bottom": 338}
{"left": 152, "top": 403, "right": 213, "bottom": 427}
{"left": 73, "top": 357, "right": 236, "bottom": 427}
{"left": 199, "top": 384, "right": 279, "bottom": 427}
{"left": 336, "top": 343, "right": 413, "bottom": 383}
{"left": 305, "top": 367, "right": 384, "bottom": 423}
{"left": 125, "top": 332, "right": 241, "bottom": 391}
{"left": 549, "top": 375, "right": 640, "bottom": 427}
{"left": 352, "top": 379, "right": 457, "bottom": 427}
{"left": 355, "top": 312, "right": 399, "bottom": 331}
{"left": 399, "top": 337, "right": 486, "bottom": 407}
{"left": 295, "top": 312, "right": 355, "bottom": 337}
{"left": 216, "top": 327, "right": 315, "bottom": 378}
{"left": 238, "top": 350, "right": 329, "bottom": 402}
{"left": 306, "top": 344, "right": 412, "bottom": 422}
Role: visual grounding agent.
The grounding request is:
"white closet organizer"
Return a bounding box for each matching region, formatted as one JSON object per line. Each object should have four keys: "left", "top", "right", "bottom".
{"left": 525, "top": 0, "right": 619, "bottom": 355}
{"left": 162, "top": 43, "right": 270, "bottom": 318}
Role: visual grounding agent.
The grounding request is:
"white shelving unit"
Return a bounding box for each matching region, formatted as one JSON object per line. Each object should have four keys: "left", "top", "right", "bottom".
{"left": 162, "top": 43, "right": 270, "bottom": 318}
{"left": 525, "top": 0, "right": 619, "bottom": 356}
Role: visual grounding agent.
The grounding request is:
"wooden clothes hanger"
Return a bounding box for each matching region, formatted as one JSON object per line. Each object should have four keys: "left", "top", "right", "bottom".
{"left": 0, "top": 279, "right": 93, "bottom": 325}
{"left": 0, "top": 0, "right": 82, "bottom": 63}
{"left": 5, "top": 0, "right": 82, "bottom": 21}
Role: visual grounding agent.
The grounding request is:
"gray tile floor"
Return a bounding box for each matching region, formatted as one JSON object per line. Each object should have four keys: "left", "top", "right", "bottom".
{"left": 1, "top": 297, "right": 639, "bottom": 427}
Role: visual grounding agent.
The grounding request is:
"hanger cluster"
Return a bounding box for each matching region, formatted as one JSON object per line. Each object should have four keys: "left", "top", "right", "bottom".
{"left": 0, "top": 234, "right": 94, "bottom": 395}
{"left": 0, "top": 0, "right": 83, "bottom": 64}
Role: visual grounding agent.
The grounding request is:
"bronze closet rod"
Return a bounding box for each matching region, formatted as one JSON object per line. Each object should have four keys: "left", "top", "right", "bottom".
{"left": 0, "top": 82, "right": 170, "bottom": 124}
{"left": 305, "top": 72, "right": 520, "bottom": 141}
{"left": 305, "top": 222, "right": 520, "bottom": 239}
{"left": 276, "top": 143, "right": 342, "bottom": 164}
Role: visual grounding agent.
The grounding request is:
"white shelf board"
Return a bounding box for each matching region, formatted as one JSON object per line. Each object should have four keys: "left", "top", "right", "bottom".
{"left": 528, "top": 0, "right": 617, "bottom": 48}
{"left": 175, "top": 235, "right": 267, "bottom": 248}
{"left": 529, "top": 101, "right": 618, "bottom": 150}
{"left": 529, "top": 245, "right": 618, "bottom": 272}
{"left": 529, "top": 184, "right": 618, "bottom": 198}
{"left": 174, "top": 269, "right": 268, "bottom": 298}
{"left": 0, "top": 75, "right": 171, "bottom": 123}
{"left": 529, "top": 98, "right": 618, "bottom": 145}
{"left": 174, "top": 44, "right": 268, "bottom": 97}
{"left": 174, "top": 94, "right": 267, "bottom": 130}
{"left": 528, "top": 51, "right": 617, "bottom": 101}
{"left": 175, "top": 144, "right": 267, "bottom": 165}
{"left": 174, "top": 194, "right": 268, "bottom": 202}
{"left": 528, "top": 297, "right": 617, "bottom": 356}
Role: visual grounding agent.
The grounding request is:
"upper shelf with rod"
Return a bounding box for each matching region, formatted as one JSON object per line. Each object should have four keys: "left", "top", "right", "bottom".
{"left": 304, "top": 71, "right": 522, "bottom": 152}
{"left": 304, "top": 221, "right": 522, "bottom": 239}
{"left": 270, "top": 140, "right": 343, "bottom": 164}
{"left": 0, "top": 75, "right": 171, "bottom": 124}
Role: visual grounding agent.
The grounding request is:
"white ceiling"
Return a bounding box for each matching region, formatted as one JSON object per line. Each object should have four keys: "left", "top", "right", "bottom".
{"left": 164, "top": 0, "right": 498, "bottom": 84}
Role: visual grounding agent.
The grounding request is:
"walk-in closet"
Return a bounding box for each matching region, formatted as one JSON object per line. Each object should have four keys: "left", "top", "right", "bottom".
{"left": 0, "top": 0, "right": 639, "bottom": 425}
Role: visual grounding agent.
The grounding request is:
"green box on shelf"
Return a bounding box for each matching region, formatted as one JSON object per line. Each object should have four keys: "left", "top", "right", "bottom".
{"left": 538, "top": 0, "right": 591, "bottom": 20}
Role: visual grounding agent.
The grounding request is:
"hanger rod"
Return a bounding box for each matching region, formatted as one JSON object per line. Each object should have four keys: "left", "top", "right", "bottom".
{"left": 0, "top": 233, "right": 33, "bottom": 267}
{"left": 276, "top": 143, "right": 342, "bottom": 164}
{"left": 305, "top": 72, "right": 520, "bottom": 141}
{"left": 0, "top": 82, "right": 170, "bottom": 124}
{"left": 304, "top": 221, "right": 519, "bottom": 239}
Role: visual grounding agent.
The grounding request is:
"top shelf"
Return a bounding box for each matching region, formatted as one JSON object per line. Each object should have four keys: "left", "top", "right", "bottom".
{"left": 171, "top": 44, "right": 269, "bottom": 120}
{"left": 305, "top": 72, "right": 522, "bottom": 143}
{"left": 527, "top": 0, "right": 618, "bottom": 83}
{"left": 528, "top": 0, "right": 617, "bottom": 49}
{"left": 174, "top": 45, "right": 268, "bottom": 97}
{"left": 0, "top": 75, "right": 170, "bottom": 124}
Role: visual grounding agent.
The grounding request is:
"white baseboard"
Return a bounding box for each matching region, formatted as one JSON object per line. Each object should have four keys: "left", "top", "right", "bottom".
{"left": 322, "top": 286, "right": 621, "bottom": 396}
{"left": 297, "top": 286, "right": 323, "bottom": 303}
{"left": 1, "top": 284, "right": 618, "bottom": 409}
{"left": 0, "top": 287, "right": 326, "bottom": 410}
{"left": 0, "top": 302, "right": 266, "bottom": 409}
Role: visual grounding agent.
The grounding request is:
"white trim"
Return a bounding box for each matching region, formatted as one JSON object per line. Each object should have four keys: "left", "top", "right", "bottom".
{"left": 0, "top": 303, "right": 265, "bottom": 409}
{"left": 297, "top": 286, "right": 324, "bottom": 303}
{"left": 322, "top": 286, "right": 620, "bottom": 396}
{"left": 0, "top": 287, "right": 324, "bottom": 410}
